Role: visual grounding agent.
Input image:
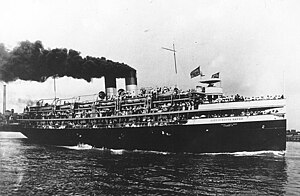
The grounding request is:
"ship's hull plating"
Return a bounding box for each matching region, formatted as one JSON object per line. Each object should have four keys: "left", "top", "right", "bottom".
{"left": 20, "top": 119, "right": 286, "bottom": 153}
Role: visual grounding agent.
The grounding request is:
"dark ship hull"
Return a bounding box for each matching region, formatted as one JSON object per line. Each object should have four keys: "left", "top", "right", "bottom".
{"left": 20, "top": 119, "right": 286, "bottom": 153}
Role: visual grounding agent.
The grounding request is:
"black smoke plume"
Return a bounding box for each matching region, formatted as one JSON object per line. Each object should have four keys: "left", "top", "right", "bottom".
{"left": 0, "top": 40, "right": 135, "bottom": 83}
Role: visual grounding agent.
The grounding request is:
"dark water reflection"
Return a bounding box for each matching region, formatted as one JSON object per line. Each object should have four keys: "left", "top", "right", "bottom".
{"left": 1, "top": 138, "right": 298, "bottom": 195}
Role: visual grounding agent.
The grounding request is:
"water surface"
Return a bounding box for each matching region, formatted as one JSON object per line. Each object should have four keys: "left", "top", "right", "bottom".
{"left": 1, "top": 138, "right": 299, "bottom": 195}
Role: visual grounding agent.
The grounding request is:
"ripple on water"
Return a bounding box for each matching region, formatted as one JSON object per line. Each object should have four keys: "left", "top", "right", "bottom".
{"left": 0, "top": 138, "right": 299, "bottom": 195}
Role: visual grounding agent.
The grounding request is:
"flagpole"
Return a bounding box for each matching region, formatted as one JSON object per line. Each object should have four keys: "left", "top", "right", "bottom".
{"left": 54, "top": 77, "right": 57, "bottom": 100}
{"left": 199, "top": 66, "right": 202, "bottom": 81}
{"left": 283, "top": 70, "right": 285, "bottom": 98}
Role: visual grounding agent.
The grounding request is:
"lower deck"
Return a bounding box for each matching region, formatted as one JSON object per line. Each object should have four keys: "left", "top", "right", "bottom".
{"left": 20, "top": 119, "right": 286, "bottom": 153}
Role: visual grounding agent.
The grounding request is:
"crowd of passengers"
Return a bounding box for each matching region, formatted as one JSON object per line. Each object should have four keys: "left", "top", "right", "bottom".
{"left": 23, "top": 86, "right": 284, "bottom": 120}
{"left": 23, "top": 109, "right": 280, "bottom": 129}
{"left": 24, "top": 99, "right": 206, "bottom": 120}
{"left": 109, "top": 86, "right": 284, "bottom": 102}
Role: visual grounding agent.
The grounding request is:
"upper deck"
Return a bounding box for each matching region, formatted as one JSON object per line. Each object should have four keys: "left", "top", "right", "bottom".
{"left": 19, "top": 93, "right": 285, "bottom": 122}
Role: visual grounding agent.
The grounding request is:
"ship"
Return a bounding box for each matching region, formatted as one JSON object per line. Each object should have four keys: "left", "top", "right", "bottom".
{"left": 16, "top": 69, "right": 286, "bottom": 153}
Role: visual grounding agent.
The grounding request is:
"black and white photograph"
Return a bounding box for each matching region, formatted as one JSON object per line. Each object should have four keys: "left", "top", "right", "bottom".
{"left": 0, "top": 0, "right": 299, "bottom": 195}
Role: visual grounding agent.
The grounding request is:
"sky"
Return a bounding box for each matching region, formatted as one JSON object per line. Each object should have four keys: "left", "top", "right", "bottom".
{"left": 0, "top": 0, "right": 300, "bottom": 129}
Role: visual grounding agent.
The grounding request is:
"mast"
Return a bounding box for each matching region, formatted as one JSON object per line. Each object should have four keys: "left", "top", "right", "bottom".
{"left": 172, "top": 43, "right": 177, "bottom": 74}
{"left": 162, "top": 43, "right": 178, "bottom": 87}
{"left": 162, "top": 43, "right": 178, "bottom": 74}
